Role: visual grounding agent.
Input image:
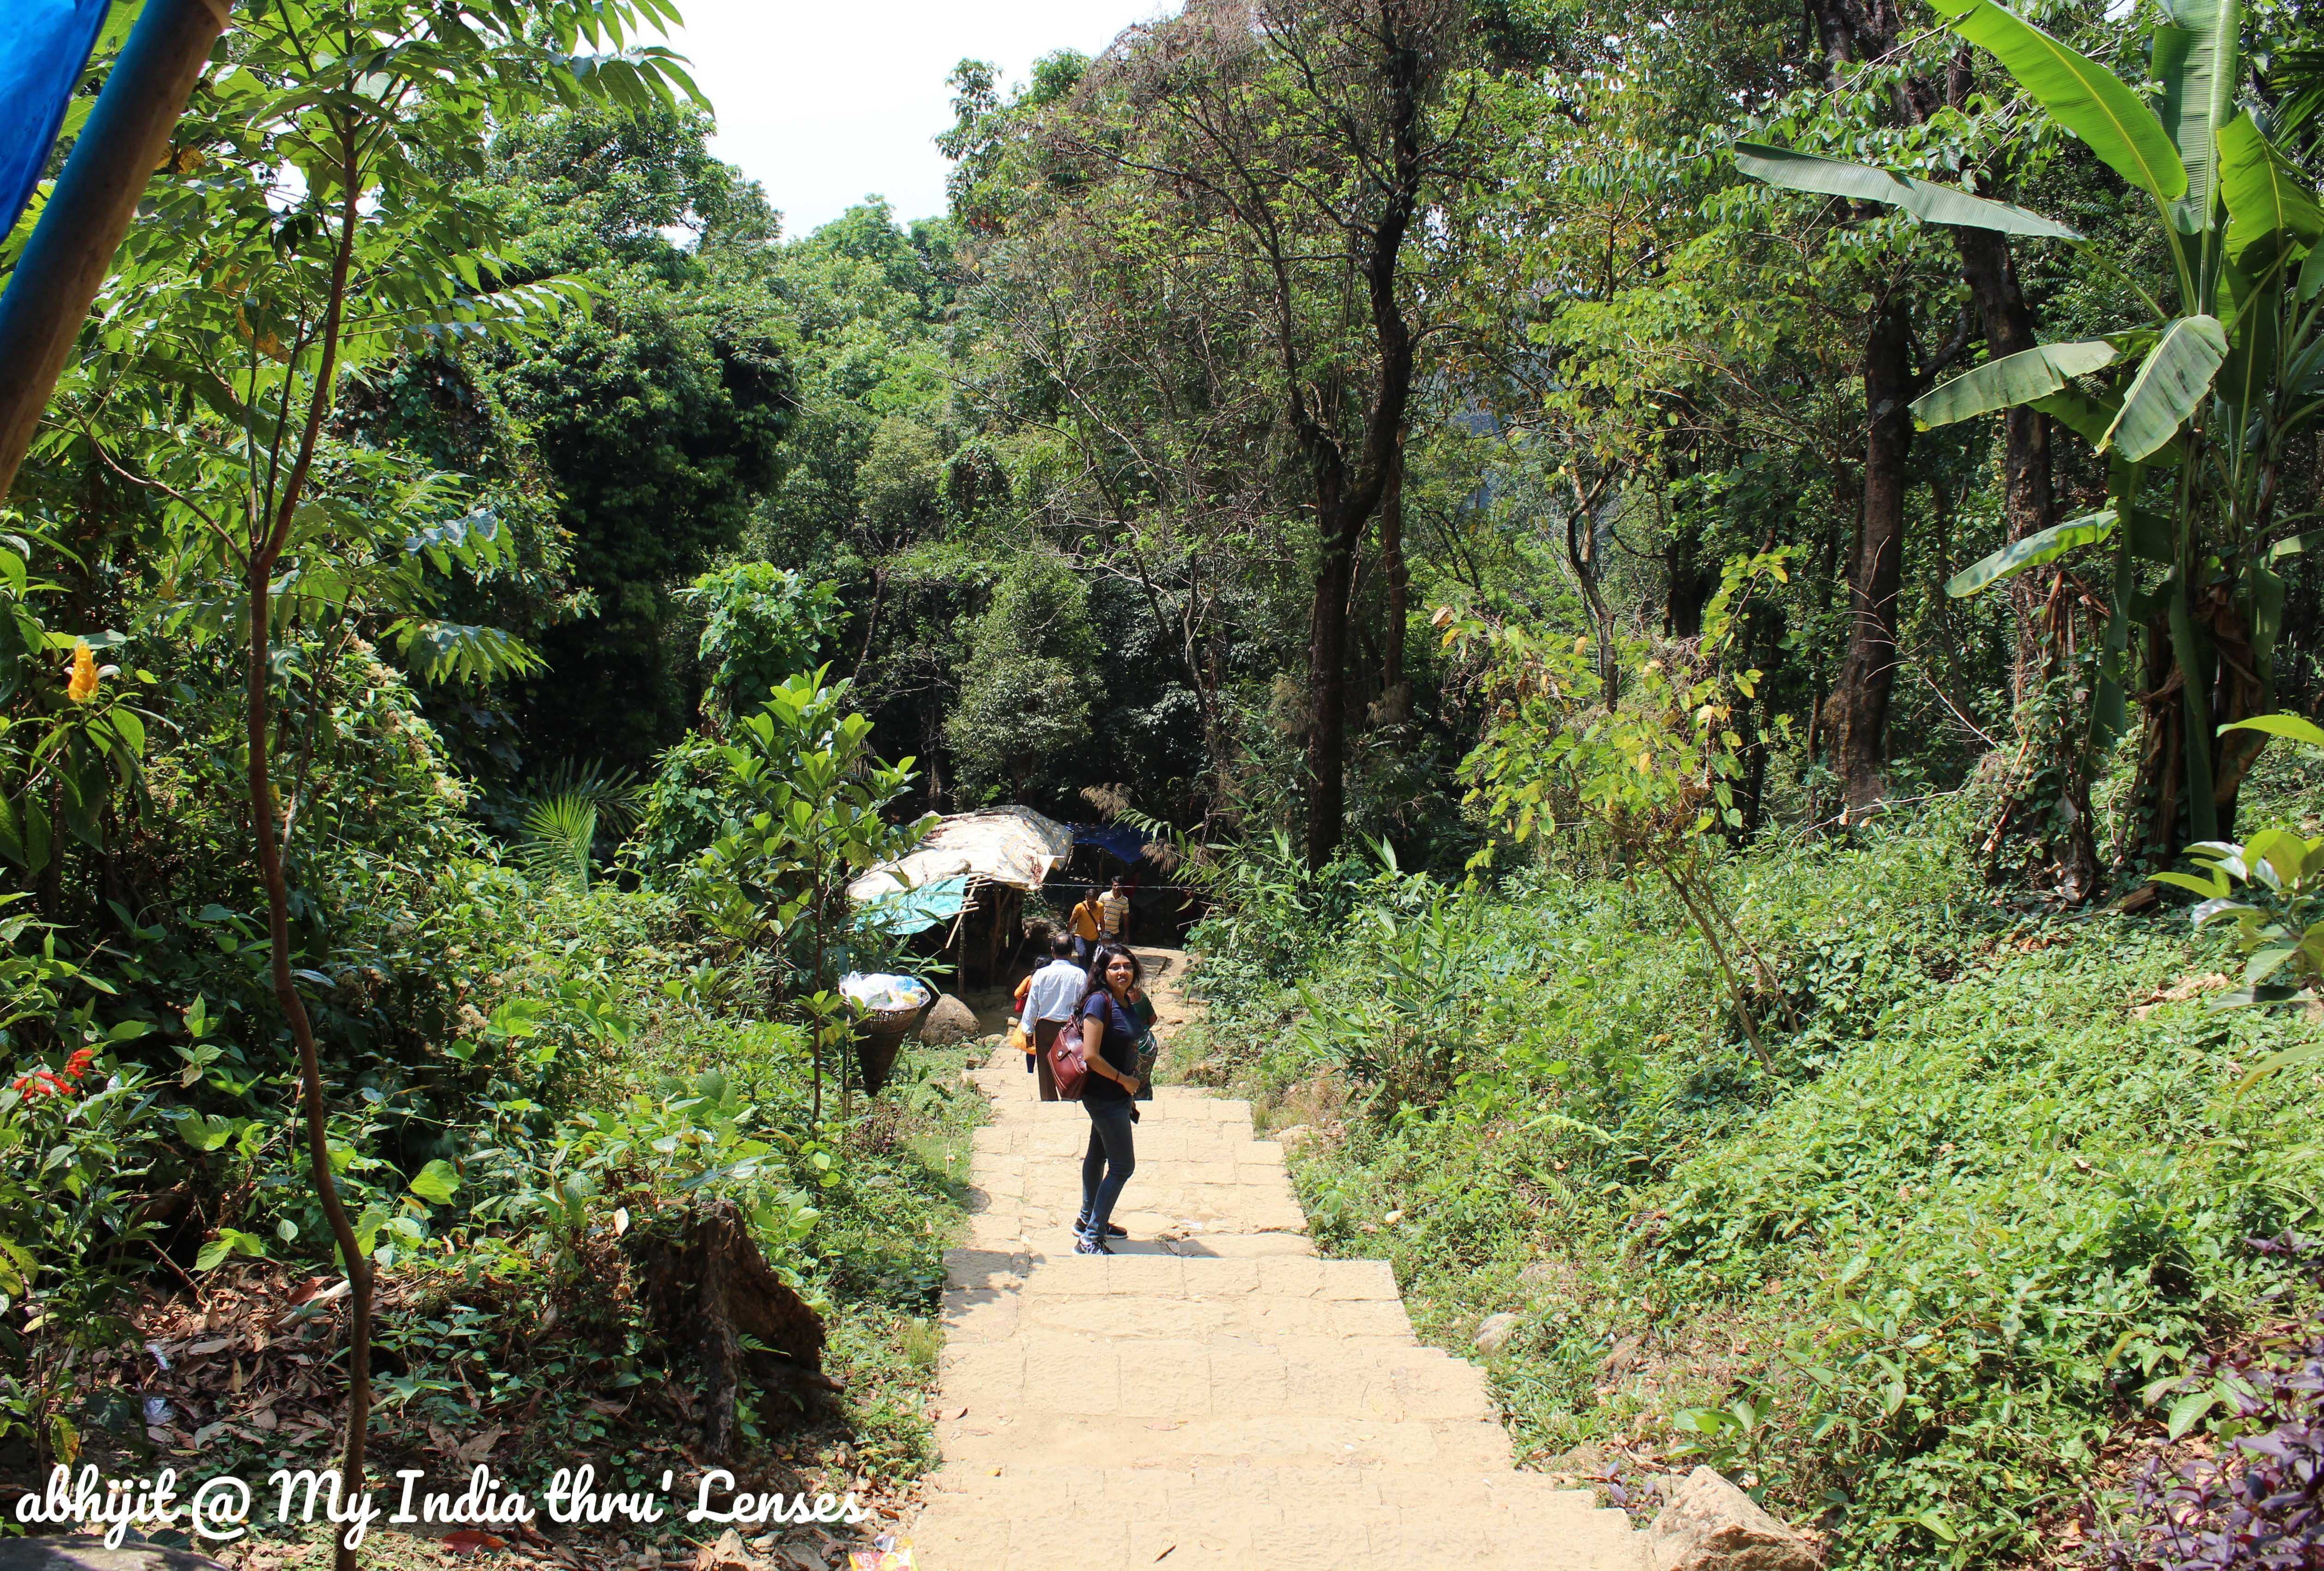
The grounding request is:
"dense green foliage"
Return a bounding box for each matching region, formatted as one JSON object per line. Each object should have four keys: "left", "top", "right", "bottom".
{"left": 1182, "top": 768, "right": 2324, "bottom": 1566}
{"left": 0, "top": 0, "right": 971, "bottom": 1508}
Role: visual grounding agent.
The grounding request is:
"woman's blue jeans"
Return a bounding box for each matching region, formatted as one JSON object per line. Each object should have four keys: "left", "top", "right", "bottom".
{"left": 1078, "top": 1101, "right": 1136, "bottom": 1236}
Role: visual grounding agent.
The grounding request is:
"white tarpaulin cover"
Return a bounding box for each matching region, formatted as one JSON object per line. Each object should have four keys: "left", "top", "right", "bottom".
{"left": 846, "top": 806, "right": 1073, "bottom": 903}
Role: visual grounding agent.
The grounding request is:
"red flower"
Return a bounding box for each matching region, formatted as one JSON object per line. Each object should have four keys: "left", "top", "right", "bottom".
{"left": 9, "top": 1071, "right": 68, "bottom": 1098}
{"left": 60, "top": 1048, "right": 96, "bottom": 1082}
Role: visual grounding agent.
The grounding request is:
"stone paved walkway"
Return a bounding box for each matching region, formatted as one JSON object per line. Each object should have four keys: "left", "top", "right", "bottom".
{"left": 909, "top": 950, "right": 1644, "bottom": 1569}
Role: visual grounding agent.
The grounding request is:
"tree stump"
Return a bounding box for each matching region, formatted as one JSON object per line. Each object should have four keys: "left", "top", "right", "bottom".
{"left": 628, "top": 1198, "right": 835, "bottom": 1457}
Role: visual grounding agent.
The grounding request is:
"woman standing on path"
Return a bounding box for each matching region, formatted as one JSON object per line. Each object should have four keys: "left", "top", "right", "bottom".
{"left": 1073, "top": 942, "right": 1144, "bottom": 1254}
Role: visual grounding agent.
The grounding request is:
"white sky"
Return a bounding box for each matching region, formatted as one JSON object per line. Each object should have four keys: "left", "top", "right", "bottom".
{"left": 659, "top": 1, "right": 1171, "bottom": 238}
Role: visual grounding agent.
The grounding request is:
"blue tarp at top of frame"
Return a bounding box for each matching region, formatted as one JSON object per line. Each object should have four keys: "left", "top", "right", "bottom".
{"left": 1071, "top": 824, "right": 1151, "bottom": 868}
{"left": 1, "top": 2, "right": 110, "bottom": 239}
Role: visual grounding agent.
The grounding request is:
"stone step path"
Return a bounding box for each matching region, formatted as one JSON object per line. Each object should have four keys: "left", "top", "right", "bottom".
{"left": 909, "top": 951, "right": 1643, "bottom": 1570}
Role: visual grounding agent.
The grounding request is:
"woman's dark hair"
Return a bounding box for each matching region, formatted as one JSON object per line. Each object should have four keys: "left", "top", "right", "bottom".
{"left": 1080, "top": 943, "right": 1141, "bottom": 1006}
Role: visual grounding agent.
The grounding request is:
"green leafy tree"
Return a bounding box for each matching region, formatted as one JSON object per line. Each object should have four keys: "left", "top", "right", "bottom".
{"left": 470, "top": 103, "right": 796, "bottom": 768}
{"left": 681, "top": 561, "right": 842, "bottom": 726}
{"left": 1452, "top": 554, "right": 1797, "bottom": 1066}
{"left": 950, "top": 0, "right": 1472, "bottom": 867}
{"left": 19, "top": 1, "right": 702, "bottom": 1545}
{"left": 944, "top": 551, "right": 1099, "bottom": 803}
{"left": 689, "top": 671, "right": 932, "bottom": 1124}
{"left": 632, "top": 564, "right": 842, "bottom": 871}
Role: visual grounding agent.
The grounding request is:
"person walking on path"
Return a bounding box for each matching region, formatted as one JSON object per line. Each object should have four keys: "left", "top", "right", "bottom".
{"left": 1098, "top": 876, "right": 1131, "bottom": 944}
{"left": 1017, "top": 931, "right": 1086, "bottom": 1102}
{"left": 1068, "top": 887, "right": 1104, "bottom": 963}
{"left": 1073, "top": 943, "right": 1144, "bottom": 1253}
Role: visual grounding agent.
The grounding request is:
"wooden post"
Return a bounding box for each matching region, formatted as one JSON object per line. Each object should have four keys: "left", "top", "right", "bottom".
{"left": 0, "top": 0, "right": 231, "bottom": 499}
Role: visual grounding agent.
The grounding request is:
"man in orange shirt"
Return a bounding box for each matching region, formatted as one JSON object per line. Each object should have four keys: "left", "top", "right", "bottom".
{"left": 1069, "top": 889, "right": 1104, "bottom": 963}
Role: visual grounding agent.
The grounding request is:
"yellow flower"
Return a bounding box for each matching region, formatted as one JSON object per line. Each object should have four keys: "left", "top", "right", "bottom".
{"left": 66, "top": 642, "right": 99, "bottom": 704}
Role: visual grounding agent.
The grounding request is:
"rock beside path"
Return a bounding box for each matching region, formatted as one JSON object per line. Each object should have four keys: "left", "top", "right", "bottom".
{"left": 918, "top": 993, "right": 980, "bottom": 1044}
{"left": 1473, "top": 1311, "right": 1523, "bottom": 1355}
{"left": 1645, "top": 1466, "right": 1822, "bottom": 1571}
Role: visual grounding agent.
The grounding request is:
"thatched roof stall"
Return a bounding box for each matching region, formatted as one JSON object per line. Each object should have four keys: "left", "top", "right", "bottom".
{"left": 848, "top": 807, "right": 1074, "bottom": 989}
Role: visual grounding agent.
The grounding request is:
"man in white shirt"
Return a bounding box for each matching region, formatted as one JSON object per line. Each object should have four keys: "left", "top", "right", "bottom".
{"left": 1020, "top": 932, "right": 1087, "bottom": 1102}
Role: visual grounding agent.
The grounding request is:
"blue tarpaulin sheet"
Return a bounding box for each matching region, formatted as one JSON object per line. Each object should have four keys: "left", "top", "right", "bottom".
{"left": 856, "top": 875, "right": 971, "bottom": 937}
{"left": 0, "top": 1, "right": 109, "bottom": 238}
{"left": 1072, "top": 824, "right": 1152, "bottom": 867}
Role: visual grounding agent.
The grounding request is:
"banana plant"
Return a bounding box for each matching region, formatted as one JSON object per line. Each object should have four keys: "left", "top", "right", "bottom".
{"left": 2150, "top": 712, "right": 2324, "bottom": 1090}
{"left": 1737, "top": 0, "right": 2324, "bottom": 856}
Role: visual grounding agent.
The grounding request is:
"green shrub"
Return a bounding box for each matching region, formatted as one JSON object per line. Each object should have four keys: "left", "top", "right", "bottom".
{"left": 1190, "top": 809, "right": 2324, "bottom": 1569}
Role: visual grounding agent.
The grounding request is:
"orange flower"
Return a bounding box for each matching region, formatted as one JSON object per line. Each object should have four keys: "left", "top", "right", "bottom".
{"left": 66, "top": 642, "right": 99, "bottom": 703}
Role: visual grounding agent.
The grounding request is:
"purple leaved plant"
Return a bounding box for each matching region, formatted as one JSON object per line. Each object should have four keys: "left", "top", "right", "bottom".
{"left": 2097, "top": 1237, "right": 2324, "bottom": 1570}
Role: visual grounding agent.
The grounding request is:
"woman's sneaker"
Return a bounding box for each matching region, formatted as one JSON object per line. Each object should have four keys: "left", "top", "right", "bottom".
{"left": 1074, "top": 1234, "right": 1113, "bottom": 1255}
{"left": 1075, "top": 1216, "right": 1128, "bottom": 1239}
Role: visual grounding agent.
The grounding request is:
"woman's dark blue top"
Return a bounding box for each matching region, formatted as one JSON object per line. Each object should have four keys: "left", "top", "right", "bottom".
{"left": 1077, "top": 988, "right": 1140, "bottom": 1105}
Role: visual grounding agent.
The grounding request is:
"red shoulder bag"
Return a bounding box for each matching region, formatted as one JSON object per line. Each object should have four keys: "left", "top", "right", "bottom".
{"left": 1046, "top": 1014, "right": 1090, "bottom": 1100}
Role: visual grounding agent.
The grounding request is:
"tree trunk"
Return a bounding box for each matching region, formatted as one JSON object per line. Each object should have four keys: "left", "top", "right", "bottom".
{"left": 1952, "top": 226, "right": 2054, "bottom": 703}
{"left": 629, "top": 1199, "right": 835, "bottom": 1459}
{"left": 2127, "top": 549, "right": 2271, "bottom": 864}
{"left": 1288, "top": 6, "right": 1427, "bottom": 870}
{"left": 1378, "top": 431, "right": 1410, "bottom": 719}
{"left": 2202, "top": 579, "right": 2268, "bottom": 839}
{"left": 2126, "top": 599, "right": 2188, "bottom": 862}
{"left": 251, "top": 154, "right": 371, "bottom": 1571}
{"left": 1834, "top": 291, "right": 1915, "bottom": 813}
{"left": 1304, "top": 521, "right": 1358, "bottom": 869}
{"left": 1665, "top": 511, "right": 1715, "bottom": 639}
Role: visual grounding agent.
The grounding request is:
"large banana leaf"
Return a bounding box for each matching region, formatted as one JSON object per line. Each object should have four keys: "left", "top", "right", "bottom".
{"left": 2218, "top": 260, "right": 2279, "bottom": 417}
{"left": 2222, "top": 712, "right": 2324, "bottom": 748}
{"left": 2218, "top": 114, "right": 2324, "bottom": 268}
{"left": 1945, "top": 509, "right": 2117, "bottom": 598}
{"left": 2154, "top": 0, "right": 2240, "bottom": 217}
{"left": 2031, "top": 385, "right": 2121, "bottom": 446}
{"left": 2101, "top": 315, "right": 2226, "bottom": 460}
{"left": 1932, "top": 0, "right": 2187, "bottom": 203}
{"left": 2127, "top": 504, "right": 2175, "bottom": 564}
{"left": 1732, "top": 143, "right": 2080, "bottom": 238}
{"left": 1910, "top": 339, "right": 2117, "bottom": 428}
